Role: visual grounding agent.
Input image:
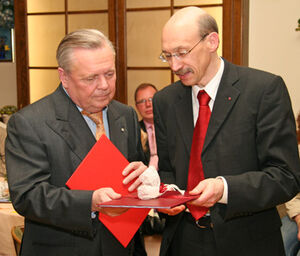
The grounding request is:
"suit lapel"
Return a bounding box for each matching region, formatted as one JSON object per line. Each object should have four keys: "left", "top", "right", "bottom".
{"left": 203, "top": 60, "right": 240, "bottom": 153}
{"left": 46, "top": 85, "right": 95, "bottom": 161}
{"left": 174, "top": 83, "right": 194, "bottom": 154}
{"left": 107, "top": 101, "right": 128, "bottom": 158}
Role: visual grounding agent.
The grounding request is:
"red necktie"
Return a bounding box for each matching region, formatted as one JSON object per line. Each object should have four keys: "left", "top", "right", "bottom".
{"left": 187, "top": 90, "right": 211, "bottom": 220}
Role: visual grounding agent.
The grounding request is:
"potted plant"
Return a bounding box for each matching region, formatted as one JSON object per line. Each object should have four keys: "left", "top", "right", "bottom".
{"left": 0, "top": 105, "right": 17, "bottom": 123}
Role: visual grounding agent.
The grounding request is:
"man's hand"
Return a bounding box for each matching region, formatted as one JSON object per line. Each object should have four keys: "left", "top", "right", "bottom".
{"left": 157, "top": 205, "right": 186, "bottom": 216}
{"left": 188, "top": 178, "right": 224, "bottom": 208}
{"left": 294, "top": 214, "right": 300, "bottom": 240}
{"left": 122, "top": 161, "right": 148, "bottom": 191}
{"left": 91, "top": 188, "right": 127, "bottom": 217}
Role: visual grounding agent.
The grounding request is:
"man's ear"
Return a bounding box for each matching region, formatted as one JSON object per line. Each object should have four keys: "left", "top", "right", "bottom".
{"left": 58, "top": 67, "right": 69, "bottom": 88}
{"left": 207, "top": 32, "right": 219, "bottom": 52}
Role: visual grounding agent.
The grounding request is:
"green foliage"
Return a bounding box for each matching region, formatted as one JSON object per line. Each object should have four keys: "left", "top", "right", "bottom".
{"left": 0, "top": 105, "right": 17, "bottom": 115}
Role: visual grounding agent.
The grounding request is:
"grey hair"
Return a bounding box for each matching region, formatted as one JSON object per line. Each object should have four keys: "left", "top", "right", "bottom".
{"left": 56, "top": 29, "right": 115, "bottom": 72}
{"left": 197, "top": 13, "right": 219, "bottom": 37}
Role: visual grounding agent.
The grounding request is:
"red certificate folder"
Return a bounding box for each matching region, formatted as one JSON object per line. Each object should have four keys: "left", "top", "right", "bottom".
{"left": 66, "top": 135, "right": 149, "bottom": 247}
{"left": 98, "top": 191, "right": 198, "bottom": 209}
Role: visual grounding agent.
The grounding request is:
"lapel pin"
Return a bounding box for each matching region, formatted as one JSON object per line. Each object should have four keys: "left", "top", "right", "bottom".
{"left": 121, "top": 127, "right": 125, "bottom": 132}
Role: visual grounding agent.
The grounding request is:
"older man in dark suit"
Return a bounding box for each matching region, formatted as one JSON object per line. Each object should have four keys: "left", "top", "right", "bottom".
{"left": 153, "top": 7, "right": 300, "bottom": 256}
{"left": 5, "top": 29, "right": 146, "bottom": 256}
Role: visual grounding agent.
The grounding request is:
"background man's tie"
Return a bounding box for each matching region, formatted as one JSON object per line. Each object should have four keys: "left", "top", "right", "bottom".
{"left": 82, "top": 111, "right": 106, "bottom": 140}
{"left": 187, "top": 90, "right": 211, "bottom": 220}
{"left": 148, "top": 124, "right": 158, "bottom": 169}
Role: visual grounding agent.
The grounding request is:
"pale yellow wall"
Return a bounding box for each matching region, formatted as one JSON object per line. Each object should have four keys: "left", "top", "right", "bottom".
{"left": 0, "top": 62, "right": 17, "bottom": 108}
{"left": 249, "top": 0, "right": 300, "bottom": 118}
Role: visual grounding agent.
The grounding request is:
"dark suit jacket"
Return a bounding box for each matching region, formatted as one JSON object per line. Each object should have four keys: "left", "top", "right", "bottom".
{"left": 139, "top": 120, "right": 150, "bottom": 165}
{"left": 5, "top": 85, "right": 145, "bottom": 256}
{"left": 153, "top": 59, "right": 300, "bottom": 256}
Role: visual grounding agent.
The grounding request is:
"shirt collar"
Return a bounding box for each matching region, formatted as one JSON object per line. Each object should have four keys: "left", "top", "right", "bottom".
{"left": 143, "top": 120, "right": 153, "bottom": 130}
{"left": 192, "top": 57, "right": 224, "bottom": 103}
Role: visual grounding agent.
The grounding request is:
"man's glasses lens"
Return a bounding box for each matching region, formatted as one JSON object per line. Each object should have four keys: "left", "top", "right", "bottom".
{"left": 136, "top": 98, "right": 153, "bottom": 105}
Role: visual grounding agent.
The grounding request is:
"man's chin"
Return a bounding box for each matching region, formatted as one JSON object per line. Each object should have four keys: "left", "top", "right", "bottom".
{"left": 177, "top": 74, "right": 194, "bottom": 86}
{"left": 179, "top": 79, "right": 194, "bottom": 86}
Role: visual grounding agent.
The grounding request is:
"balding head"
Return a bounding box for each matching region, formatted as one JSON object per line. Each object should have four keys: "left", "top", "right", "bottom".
{"left": 160, "top": 6, "right": 221, "bottom": 87}
{"left": 163, "top": 7, "right": 218, "bottom": 41}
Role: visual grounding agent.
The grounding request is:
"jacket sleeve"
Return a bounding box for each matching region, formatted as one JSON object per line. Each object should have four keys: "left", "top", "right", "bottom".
{"left": 5, "top": 111, "right": 95, "bottom": 235}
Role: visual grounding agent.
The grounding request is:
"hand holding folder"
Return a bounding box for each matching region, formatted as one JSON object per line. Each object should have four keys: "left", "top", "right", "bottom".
{"left": 66, "top": 135, "right": 149, "bottom": 247}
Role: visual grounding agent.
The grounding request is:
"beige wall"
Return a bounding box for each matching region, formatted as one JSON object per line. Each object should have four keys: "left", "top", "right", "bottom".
{"left": 0, "top": 62, "right": 17, "bottom": 108}
{"left": 249, "top": 0, "right": 300, "bottom": 118}
{"left": 1, "top": 1, "right": 300, "bottom": 119}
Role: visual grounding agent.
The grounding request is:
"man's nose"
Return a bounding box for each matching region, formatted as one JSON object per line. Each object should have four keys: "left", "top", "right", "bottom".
{"left": 169, "top": 57, "right": 183, "bottom": 72}
{"left": 96, "top": 76, "right": 109, "bottom": 89}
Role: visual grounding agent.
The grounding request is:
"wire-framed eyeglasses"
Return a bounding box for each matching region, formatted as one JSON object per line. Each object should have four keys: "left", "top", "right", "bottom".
{"left": 159, "top": 33, "right": 209, "bottom": 63}
{"left": 136, "top": 97, "right": 153, "bottom": 105}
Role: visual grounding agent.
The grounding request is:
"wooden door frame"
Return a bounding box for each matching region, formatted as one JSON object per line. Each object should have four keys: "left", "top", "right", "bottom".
{"left": 14, "top": 0, "right": 29, "bottom": 109}
{"left": 14, "top": 0, "right": 249, "bottom": 109}
{"left": 223, "top": 0, "right": 249, "bottom": 65}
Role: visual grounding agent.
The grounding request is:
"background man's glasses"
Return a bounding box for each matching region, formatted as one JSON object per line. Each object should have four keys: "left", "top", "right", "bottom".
{"left": 136, "top": 97, "right": 153, "bottom": 105}
{"left": 159, "top": 33, "right": 209, "bottom": 63}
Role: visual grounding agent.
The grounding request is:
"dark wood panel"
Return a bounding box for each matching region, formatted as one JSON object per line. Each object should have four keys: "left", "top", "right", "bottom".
{"left": 14, "top": 0, "right": 29, "bottom": 109}
{"left": 113, "top": 0, "right": 127, "bottom": 104}
{"left": 222, "top": 0, "right": 249, "bottom": 66}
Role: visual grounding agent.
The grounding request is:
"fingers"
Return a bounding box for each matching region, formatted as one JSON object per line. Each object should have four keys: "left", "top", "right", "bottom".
{"left": 127, "top": 178, "right": 142, "bottom": 192}
{"left": 187, "top": 178, "right": 224, "bottom": 208}
{"left": 122, "top": 161, "right": 147, "bottom": 191}
{"left": 92, "top": 188, "right": 128, "bottom": 217}
{"left": 122, "top": 161, "right": 145, "bottom": 177}
{"left": 99, "top": 207, "right": 128, "bottom": 217}
{"left": 91, "top": 187, "right": 121, "bottom": 212}
{"left": 157, "top": 205, "right": 186, "bottom": 216}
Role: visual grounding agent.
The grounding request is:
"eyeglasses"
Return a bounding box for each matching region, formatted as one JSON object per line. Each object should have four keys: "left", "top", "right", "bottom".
{"left": 136, "top": 97, "right": 153, "bottom": 105}
{"left": 159, "top": 33, "right": 209, "bottom": 63}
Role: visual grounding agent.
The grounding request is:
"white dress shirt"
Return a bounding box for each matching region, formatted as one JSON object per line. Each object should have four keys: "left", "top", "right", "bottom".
{"left": 191, "top": 58, "right": 228, "bottom": 204}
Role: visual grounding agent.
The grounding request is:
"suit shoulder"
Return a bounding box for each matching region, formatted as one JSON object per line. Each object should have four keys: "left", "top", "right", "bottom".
{"left": 109, "top": 100, "right": 135, "bottom": 114}
{"left": 155, "top": 81, "right": 189, "bottom": 103}
{"left": 16, "top": 92, "right": 55, "bottom": 120}
{"left": 156, "top": 80, "right": 183, "bottom": 95}
{"left": 229, "top": 61, "right": 281, "bottom": 82}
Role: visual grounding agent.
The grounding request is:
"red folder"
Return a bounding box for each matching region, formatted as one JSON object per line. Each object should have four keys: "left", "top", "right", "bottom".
{"left": 66, "top": 135, "right": 149, "bottom": 247}
{"left": 98, "top": 191, "right": 198, "bottom": 209}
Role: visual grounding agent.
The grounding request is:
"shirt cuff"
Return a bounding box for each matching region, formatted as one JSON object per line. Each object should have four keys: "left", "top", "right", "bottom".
{"left": 216, "top": 176, "right": 228, "bottom": 204}
{"left": 91, "top": 211, "right": 97, "bottom": 219}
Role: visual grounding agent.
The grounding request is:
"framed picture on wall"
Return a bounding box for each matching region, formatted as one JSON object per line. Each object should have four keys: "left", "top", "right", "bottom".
{"left": 0, "top": 28, "right": 13, "bottom": 62}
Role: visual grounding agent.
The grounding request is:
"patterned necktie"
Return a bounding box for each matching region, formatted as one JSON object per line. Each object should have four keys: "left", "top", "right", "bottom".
{"left": 148, "top": 124, "right": 158, "bottom": 169}
{"left": 187, "top": 90, "right": 211, "bottom": 220}
{"left": 82, "top": 110, "right": 106, "bottom": 140}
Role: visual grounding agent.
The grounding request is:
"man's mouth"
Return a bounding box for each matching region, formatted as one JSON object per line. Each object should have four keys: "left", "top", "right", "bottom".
{"left": 175, "top": 68, "right": 193, "bottom": 79}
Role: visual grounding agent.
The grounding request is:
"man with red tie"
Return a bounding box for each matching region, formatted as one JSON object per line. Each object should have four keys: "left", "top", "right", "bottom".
{"left": 151, "top": 6, "right": 300, "bottom": 256}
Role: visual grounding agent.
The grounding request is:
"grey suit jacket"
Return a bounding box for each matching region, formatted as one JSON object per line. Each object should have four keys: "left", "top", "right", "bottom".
{"left": 5, "top": 85, "right": 144, "bottom": 256}
{"left": 153, "top": 59, "right": 300, "bottom": 256}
